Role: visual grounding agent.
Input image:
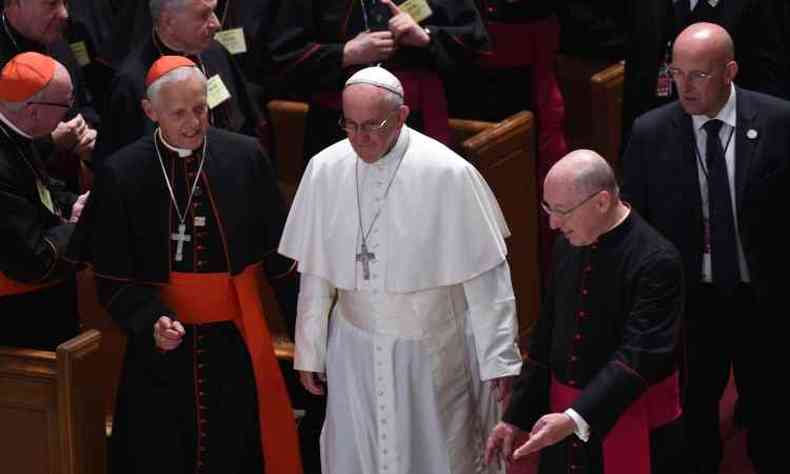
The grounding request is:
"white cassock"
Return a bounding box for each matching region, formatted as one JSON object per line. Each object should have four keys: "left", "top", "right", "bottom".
{"left": 279, "top": 126, "right": 522, "bottom": 474}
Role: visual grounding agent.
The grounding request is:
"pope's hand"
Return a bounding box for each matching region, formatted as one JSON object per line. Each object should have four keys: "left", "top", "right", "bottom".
{"left": 298, "top": 370, "right": 327, "bottom": 396}
{"left": 490, "top": 375, "right": 515, "bottom": 406}
{"left": 484, "top": 421, "right": 529, "bottom": 468}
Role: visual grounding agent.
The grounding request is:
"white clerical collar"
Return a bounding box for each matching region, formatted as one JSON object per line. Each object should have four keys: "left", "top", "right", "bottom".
{"left": 692, "top": 83, "right": 736, "bottom": 132}
{"left": 359, "top": 126, "right": 410, "bottom": 168}
{"left": 157, "top": 128, "right": 197, "bottom": 157}
{"left": 0, "top": 110, "right": 32, "bottom": 139}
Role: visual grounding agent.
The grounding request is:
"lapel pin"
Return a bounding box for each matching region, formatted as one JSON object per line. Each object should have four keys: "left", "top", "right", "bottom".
{"left": 747, "top": 129, "right": 758, "bottom": 140}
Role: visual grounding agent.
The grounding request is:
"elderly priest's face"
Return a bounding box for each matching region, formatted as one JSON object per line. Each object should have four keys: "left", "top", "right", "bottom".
{"left": 4, "top": 0, "right": 69, "bottom": 45}
{"left": 342, "top": 84, "right": 408, "bottom": 163}
{"left": 143, "top": 70, "right": 209, "bottom": 150}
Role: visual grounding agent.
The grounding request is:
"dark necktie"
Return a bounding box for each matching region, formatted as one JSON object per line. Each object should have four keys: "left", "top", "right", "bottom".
{"left": 703, "top": 119, "right": 740, "bottom": 292}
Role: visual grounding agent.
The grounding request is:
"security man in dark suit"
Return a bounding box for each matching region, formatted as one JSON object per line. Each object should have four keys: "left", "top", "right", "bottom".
{"left": 622, "top": 23, "right": 788, "bottom": 474}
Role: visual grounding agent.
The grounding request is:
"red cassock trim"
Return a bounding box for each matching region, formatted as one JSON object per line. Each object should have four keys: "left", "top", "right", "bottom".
{"left": 0, "top": 273, "right": 61, "bottom": 296}
{"left": 550, "top": 372, "right": 682, "bottom": 474}
{"left": 160, "top": 265, "right": 303, "bottom": 473}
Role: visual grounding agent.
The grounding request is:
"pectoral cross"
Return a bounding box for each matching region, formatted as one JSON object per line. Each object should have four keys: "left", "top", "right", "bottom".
{"left": 171, "top": 223, "right": 191, "bottom": 262}
{"left": 356, "top": 242, "right": 376, "bottom": 280}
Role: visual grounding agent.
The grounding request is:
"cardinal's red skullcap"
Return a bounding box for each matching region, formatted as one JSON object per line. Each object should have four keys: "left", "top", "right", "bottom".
{"left": 145, "top": 55, "right": 197, "bottom": 88}
{"left": 0, "top": 52, "right": 56, "bottom": 102}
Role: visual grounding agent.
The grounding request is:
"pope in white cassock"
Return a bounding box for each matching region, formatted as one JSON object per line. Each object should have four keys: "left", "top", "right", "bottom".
{"left": 278, "top": 66, "right": 523, "bottom": 474}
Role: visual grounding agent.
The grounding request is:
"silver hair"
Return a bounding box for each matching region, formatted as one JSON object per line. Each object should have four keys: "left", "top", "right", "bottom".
{"left": 380, "top": 88, "right": 404, "bottom": 110}
{"left": 574, "top": 154, "right": 620, "bottom": 199}
{"left": 150, "top": 0, "right": 189, "bottom": 23}
{"left": 146, "top": 65, "right": 206, "bottom": 103}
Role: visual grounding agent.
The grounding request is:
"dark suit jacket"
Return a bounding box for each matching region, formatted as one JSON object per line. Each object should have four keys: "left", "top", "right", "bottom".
{"left": 622, "top": 87, "right": 790, "bottom": 305}
{"left": 623, "top": 0, "right": 788, "bottom": 142}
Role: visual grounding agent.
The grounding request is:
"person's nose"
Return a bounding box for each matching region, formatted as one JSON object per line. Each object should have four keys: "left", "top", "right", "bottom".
{"left": 207, "top": 13, "right": 221, "bottom": 33}
{"left": 549, "top": 213, "right": 562, "bottom": 230}
{"left": 56, "top": 1, "right": 69, "bottom": 21}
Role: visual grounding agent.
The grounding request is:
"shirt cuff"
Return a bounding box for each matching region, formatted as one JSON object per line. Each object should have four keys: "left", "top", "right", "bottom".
{"left": 564, "top": 408, "right": 591, "bottom": 442}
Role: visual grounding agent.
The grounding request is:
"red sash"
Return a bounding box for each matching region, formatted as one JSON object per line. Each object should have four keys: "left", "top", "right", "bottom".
{"left": 313, "top": 68, "right": 451, "bottom": 145}
{"left": 0, "top": 273, "right": 61, "bottom": 297}
{"left": 160, "top": 264, "right": 303, "bottom": 474}
{"left": 550, "top": 372, "right": 682, "bottom": 474}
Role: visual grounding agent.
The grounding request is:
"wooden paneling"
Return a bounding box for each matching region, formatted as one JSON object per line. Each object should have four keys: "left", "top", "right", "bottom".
{"left": 0, "top": 330, "right": 105, "bottom": 474}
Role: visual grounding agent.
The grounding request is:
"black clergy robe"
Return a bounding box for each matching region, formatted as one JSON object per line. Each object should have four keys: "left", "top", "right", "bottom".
{"left": 0, "top": 121, "right": 79, "bottom": 350}
{"left": 107, "top": 0, "right": 274, "bottom": 76}
{"left": 66, "top": 127, "right": 298, "bottom": 473}
{"left": 265, "top": 0, "right": 489, "bottom": 160}
{"left": 64, "top": 0, "right": 116, "bottom": 114}
{"left": 504, "top": 211, "right": 685, "bottom": 474}
{"left": 93, "top": 32, "right": 267, "bottom": 165}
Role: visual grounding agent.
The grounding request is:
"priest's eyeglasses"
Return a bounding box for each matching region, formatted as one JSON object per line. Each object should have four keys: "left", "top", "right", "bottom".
{"left": 26, "top": 96, "right": 75, "bottom": 110}
{"left": 339, "top": 110, "right": 397, "bottom": 135}
{"left": 667, "top": 67, "right": 713, "bottom": 85}
{"left": 541, "top": 190, "right": 602, "bottom": 217}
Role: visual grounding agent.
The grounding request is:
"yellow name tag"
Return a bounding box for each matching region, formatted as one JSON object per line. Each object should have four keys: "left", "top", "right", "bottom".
{"left": 206, "top": 75, "right": 232, "bottom": 110}
{"left": 36, "top": 180, "right": 55, "bottom": 214}
{"left": 399, "top": 0, "right": 433, "bottom": 23}
{"left": 70, "top": 41, "right": 91, "bottom": 66}
{"left": 214, "top": 28, "right": 247, "bottom": 55}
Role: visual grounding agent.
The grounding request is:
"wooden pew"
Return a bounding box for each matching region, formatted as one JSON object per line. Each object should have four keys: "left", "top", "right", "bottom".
{"left": 590, "top": 62, "right": 625, "bottom": 164}
{"left": 457, "top": 112, "right": 541, "bottom": 339}
{"left": 556, "top": 55, "right": 625, "bottom": 163}
{"left": 268, "top": 101, "right": 541, "bottom": 340}
{"left": 0, "top": 330, "right": 106, "bottom": 474}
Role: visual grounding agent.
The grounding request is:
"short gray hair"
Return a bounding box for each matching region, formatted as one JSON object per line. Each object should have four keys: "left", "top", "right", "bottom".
{"left": 380, "top": 88, "right": 404, "bottom": 110}
{"left": 150, "top": 0, "right": 188, "bottom": 23}
{"left": 574, "top": 154, "right": 619, "bottom": 199}
{"left": 146, "top": 65, "right": 206, "bottom": 102}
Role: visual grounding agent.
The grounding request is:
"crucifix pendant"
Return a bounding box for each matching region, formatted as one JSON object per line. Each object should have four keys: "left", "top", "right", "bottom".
{"left": 171, "top": 223, "right": 192, "bottom": 262}
{"left": 356, "top": 242, "right": 376, "bottom": 280}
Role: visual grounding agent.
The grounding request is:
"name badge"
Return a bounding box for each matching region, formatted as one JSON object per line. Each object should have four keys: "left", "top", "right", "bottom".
{"left": 36, "top": 179, "right": 55, "bottom": 214}
{"left": 214, "top": 28, "right": 247, "bottom": 55}
{"left": 656, "top": 63, "right": 673, "bottom": 98}
{"left": 70, "top": 41, "right": 91, "bottom": 66}
{"left": 206, "top": 75, "right": 232, "bottom": 110}
{"left": 399, "top": 0, "right": 433, "bottom": 23}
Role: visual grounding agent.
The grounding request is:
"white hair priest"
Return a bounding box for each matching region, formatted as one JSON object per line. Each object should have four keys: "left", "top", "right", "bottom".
{"left": 279, "top": 66, "right": 523, "bottom": 473}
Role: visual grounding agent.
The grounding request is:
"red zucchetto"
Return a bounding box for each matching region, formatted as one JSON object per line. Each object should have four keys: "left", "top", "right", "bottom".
{"left": 0, "top": 52, "right": 56, "bottom": 102}
{"left": 145, "top": 55, "right": 197, "bottom": 88}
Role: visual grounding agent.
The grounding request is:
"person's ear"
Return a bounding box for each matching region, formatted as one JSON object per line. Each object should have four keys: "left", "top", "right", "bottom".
{"left": 724, "top": 60, "right": 739, "bottom": 84}
{"left": 398, "top": 104, "right": 410, "bottom": 126}
{"left": 141, "top": 98, "right": 159, "bottom": 123}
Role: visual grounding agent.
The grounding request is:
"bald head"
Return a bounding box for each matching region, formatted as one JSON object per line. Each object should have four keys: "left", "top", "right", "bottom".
{"left": 671, "top": 22, "right": 738, "bottom": 118}
{"left": 543, "top": 150, "right": 627, "bottom": 246}
{"left": 546, "top": 150, "right": 618, "bottom": 199}
{"left": 674, "top": 23, "right": 734, "bottom": 65}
